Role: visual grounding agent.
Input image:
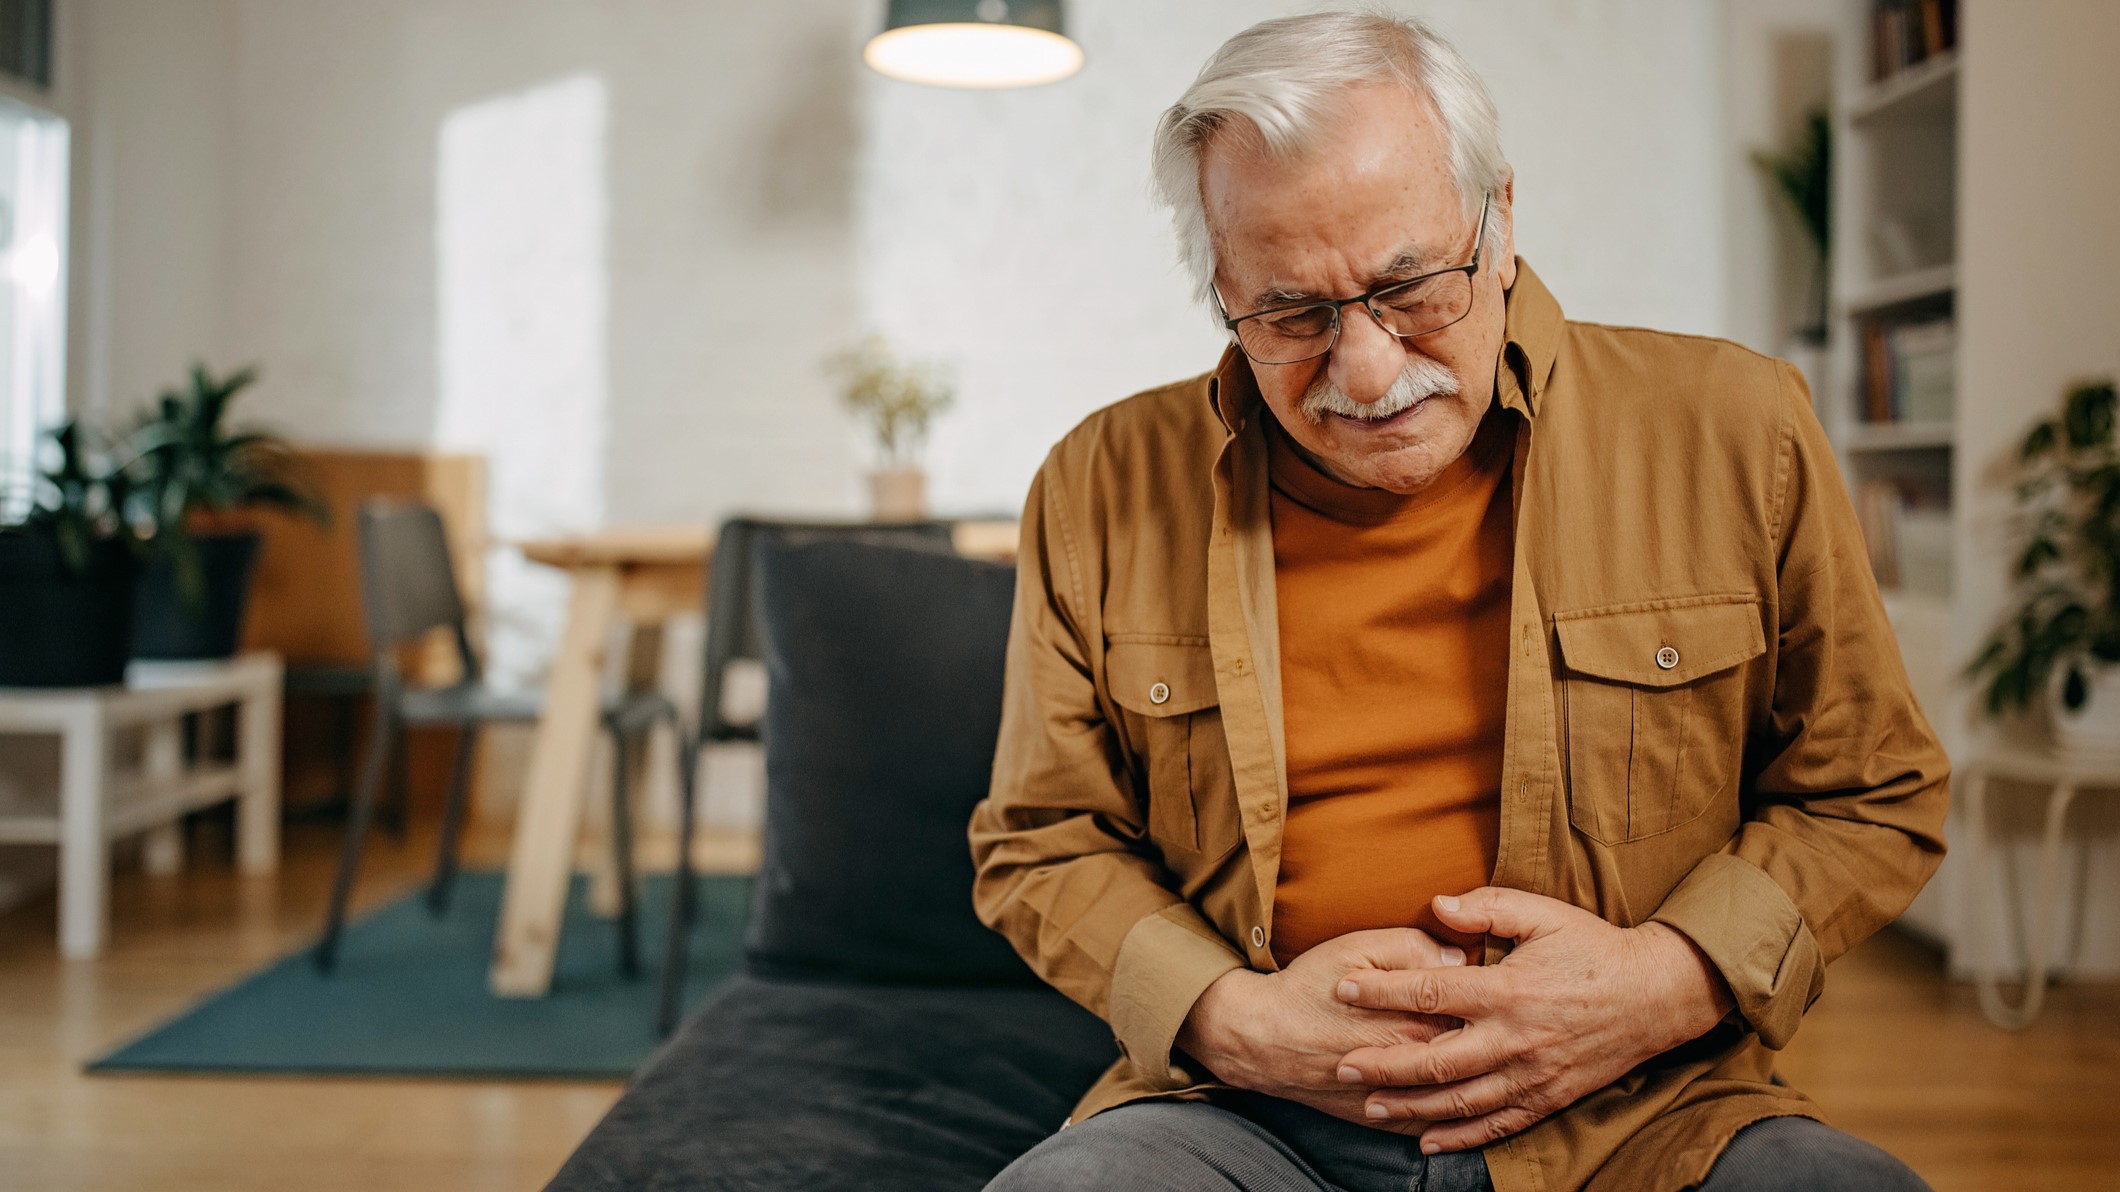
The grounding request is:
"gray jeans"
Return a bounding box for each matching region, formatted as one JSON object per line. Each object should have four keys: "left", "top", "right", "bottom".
{"left": 985, "top": 1093, "right": 1930, "bottom": 1192}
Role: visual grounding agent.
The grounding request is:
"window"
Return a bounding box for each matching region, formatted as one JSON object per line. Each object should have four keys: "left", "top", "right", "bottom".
{"left": 0, "top": 98, "right": 66, "bottom": 516}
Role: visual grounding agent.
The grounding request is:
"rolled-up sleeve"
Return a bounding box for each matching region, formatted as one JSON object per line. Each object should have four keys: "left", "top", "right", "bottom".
{"left": 1651, "top": 359, "right": 1950, "bottom": 1049}
{"left": 969, "top": 459, "right": 1243, "bottom": 1084}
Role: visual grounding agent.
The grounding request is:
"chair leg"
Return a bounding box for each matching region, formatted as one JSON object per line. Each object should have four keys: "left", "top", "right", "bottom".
{"left": 331, "top": 691, "right": 360, "bottom": 809}
{"left": 657, "top": 732, "right": 703, "bottom": 1034}
{"left": 383, "top": 719, "right": 413, "bottom": 838}
{"left": 317, "top": 710, "right": 399, "bottom": 972}
{"left": 609, "top": 727, "right": 642, "bottom": 979}
{"left": 427, "top": 724, "right": 480, "bottom": 916}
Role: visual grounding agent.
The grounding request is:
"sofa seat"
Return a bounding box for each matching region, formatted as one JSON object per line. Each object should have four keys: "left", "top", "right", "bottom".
{"left": 548, "top": 973, "right": 1118, "bottom": 1191}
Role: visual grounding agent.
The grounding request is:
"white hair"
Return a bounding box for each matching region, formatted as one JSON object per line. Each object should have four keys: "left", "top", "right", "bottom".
{"left": 1150, "top": 8, "right": 1511, "bottom": 309}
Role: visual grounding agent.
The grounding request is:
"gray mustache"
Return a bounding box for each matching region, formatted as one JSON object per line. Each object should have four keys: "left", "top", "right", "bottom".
{"left": 1299, "top": 358, "right": 1460, "bottom": 422}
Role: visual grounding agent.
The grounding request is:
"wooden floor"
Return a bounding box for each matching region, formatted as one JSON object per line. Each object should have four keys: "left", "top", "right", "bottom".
{"left": 1, "top": 811, "right": 2114, "bottom": 1192}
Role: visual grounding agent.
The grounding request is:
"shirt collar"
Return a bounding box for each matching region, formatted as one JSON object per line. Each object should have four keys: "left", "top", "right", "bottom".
{"left": 1206, "top": 254, "right": 1564, "bottom": 433}
{"left": 1496, "top": 256, "right": 1563, "bottom": 419}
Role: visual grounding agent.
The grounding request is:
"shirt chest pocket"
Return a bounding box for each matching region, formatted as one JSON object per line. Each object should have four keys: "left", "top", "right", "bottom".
{"left": 1553, "top": 596, "right": 1765, "bottom": 845}
{"left": 1105, "top": 640, "right": 1241, "bottom": 864}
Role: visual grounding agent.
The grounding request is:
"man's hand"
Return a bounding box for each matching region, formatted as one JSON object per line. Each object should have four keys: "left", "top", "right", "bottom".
{"left": 1177, "top": 928, "right": 1465, "bottom": 1128}
{"left": 1331, "top": 888, "right": 1736, "bottom": 1153}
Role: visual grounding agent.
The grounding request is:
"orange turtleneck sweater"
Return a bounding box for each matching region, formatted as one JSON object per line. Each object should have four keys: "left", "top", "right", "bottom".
{"left": 1266, "top": 403, "right": 1514, "bottom": 966}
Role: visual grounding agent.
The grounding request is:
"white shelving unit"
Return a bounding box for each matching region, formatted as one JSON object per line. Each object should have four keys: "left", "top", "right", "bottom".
{"left": 1826, "top": 3, "right": 1964, "bottom": 949}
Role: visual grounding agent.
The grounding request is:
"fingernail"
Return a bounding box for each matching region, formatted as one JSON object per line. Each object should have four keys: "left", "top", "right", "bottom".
{"left": 1437, "top": 895, "right": 1460, "bottom": 913}
{"left": 1366, "top": 1103, "right": 1390, "bottom": 1120}
{"left": 1422, "top": 1141, "right": 1442, "bottom": 1155}
{"left": 1337, "top": 980, "right": 1359, "bottom": 1001}
{"left": 1441, "top": 946, "right": 1465, "bottom": 966}
{"left": 1337, "top": 1065, "right": 1361, "bottom": 1083}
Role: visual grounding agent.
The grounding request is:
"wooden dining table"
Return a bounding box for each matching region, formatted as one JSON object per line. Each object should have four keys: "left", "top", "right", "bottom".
{"left": 489, "top": 519, "right": 1019, "bottom": 998}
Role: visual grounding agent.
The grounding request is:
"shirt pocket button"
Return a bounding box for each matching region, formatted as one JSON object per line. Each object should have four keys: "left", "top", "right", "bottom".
{"left": 1655, "top": 645, "right": 1679, "bottom": 670}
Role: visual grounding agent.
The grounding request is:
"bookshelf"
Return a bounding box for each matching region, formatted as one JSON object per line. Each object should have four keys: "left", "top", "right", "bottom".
{"left": 1846, "top": 46, "right": 1957, "bottom": 125}
{"left": 1841, "top": 262, "right": 1954, "bottom": 315}
{"left": 1827, "top": 0, "right": 1962, "bottom": 947}
{"left": 1827, "top": 0, "right": 1960, "bottom": 608}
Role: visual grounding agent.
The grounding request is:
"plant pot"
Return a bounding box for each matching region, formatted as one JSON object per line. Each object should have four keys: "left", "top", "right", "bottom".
{"left": 0, "top": 533, "right": 139, "bottom": 687}
{"left": 869, "top": 468, "right": 928, "bottom": 522}
{"left": 2049, "top": 665, "right": 2120, "bottom": 763}
{"left": 132, "top": 530, "right": 263, "bottom": 661}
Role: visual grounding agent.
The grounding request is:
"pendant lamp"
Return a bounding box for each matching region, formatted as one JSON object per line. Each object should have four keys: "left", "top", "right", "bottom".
{"left": 864, "top": 0, "right": 1083, "bottom": 89}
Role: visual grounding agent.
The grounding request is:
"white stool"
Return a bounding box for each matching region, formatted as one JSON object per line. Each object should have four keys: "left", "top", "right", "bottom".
{"left": 1960, "top": 745, "right": 2117, "bottom": 1029}
{"left": 0, "top": 652, "right": 282, "bottom": 957}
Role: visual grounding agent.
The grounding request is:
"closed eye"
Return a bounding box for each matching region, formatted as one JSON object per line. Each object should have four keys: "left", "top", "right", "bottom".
{"left": 1257, "top": 306, "right": 1336, "bottom": 337}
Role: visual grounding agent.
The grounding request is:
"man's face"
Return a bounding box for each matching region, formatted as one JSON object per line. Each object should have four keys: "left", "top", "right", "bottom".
{"left": 1203, "top": 82, "right": 1516, "bottom": 493}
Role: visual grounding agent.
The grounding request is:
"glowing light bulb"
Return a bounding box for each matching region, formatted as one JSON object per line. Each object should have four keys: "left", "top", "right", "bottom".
{"left": 864, "top": 22, "right": 1083, "bottom": 89}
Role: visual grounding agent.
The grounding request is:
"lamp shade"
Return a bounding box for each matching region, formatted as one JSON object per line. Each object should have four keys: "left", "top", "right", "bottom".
{"left": 865, "top": 0, "right": 1083, "bottom": 89}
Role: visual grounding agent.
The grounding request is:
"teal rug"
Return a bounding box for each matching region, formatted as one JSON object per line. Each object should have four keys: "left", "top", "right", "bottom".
{"left": 88, "top": 871, "right": 751, "bottom": 1079}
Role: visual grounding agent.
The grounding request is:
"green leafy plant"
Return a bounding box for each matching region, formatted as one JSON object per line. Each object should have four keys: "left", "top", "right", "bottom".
{"left": 124, "top": 363, "right": 325, "bottom": 603}
{"left": 4, "top": 420, "right": 142, "bottom": 572}
{"left": 1750, "top": 107, "right": 1832, "bottom": 343}
{"left": 829, "top": 336, "right": 955, "bottom": 471}
{"left": 1968, "top": 378, "right": 2120, "bottom": 715}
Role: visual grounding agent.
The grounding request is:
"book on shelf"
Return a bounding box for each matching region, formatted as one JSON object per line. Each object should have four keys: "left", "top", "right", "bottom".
{"left": 1855, "top": 479, "right": 1952, "bottom": 596}
{"left": 1858, "top": 314, "right": 1955, "bottom": 425}
{"left": 1870, "top": 0, "right": 1957, "bottom": 82}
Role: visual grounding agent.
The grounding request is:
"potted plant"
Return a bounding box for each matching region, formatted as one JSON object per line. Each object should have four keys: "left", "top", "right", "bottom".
{"left": 0, "top": 422, "right": 145, "bottom": 686}
{"left": 1968, "top": 378, "right": 2120, "bottom": 758}
{"left": 1750, "top": 107, "right": 1832, "bottom": 348}
{"left": 125, "top": 363, "right": 323, "bottom": 660}
{"left": 830, "top": 336, "right": 955, "bottom": 521}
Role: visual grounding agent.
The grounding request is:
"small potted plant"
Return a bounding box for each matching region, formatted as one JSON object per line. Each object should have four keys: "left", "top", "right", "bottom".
{"left": 1750, "top": 107, "right": 1832, "bottom": 348}
{"left": 0, "top": 422, "right": 145, "bottom": 686}
{"left": 830, "top": 336, "right": 954, "bottom": 521}
{"left": 125, "top": 363, "right": 323, "bottom": 661}
{"left": 1969, "top": 378, "right": 2120, "bottom": 757}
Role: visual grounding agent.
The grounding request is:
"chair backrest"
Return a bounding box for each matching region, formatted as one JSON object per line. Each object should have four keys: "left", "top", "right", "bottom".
{"left": 357, "top": 500, "right": 477, "bottom": 678}
{"left": 699, "top": 517, "right": 954, "bottom": 743}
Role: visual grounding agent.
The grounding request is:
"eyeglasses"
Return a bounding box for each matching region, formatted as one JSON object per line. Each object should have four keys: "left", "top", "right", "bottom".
{"left": 1214, "top": 193, "right": 1491, "bottom": 366}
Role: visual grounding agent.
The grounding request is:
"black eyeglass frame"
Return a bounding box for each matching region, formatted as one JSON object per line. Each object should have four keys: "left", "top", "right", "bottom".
{"left": 1213, "top": 191, "right": 1493, "bottom": 366}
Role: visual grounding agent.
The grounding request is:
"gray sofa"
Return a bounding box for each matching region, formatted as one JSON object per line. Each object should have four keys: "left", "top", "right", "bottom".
{"left": 547, "top": 535, "right": 1117, "bottom": 1191}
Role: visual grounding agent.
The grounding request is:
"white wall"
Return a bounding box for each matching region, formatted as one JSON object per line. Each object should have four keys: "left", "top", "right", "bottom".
{"left": 58, "top": 0, "right": 232, "bottom": 423}
{"left": 217, "top": 0, "right": 869, "bottom": 526}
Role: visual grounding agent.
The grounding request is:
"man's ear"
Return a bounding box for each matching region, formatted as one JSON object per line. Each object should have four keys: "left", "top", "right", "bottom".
{"left": 1493, "top": 171, "right": 1518, "bottom": 289}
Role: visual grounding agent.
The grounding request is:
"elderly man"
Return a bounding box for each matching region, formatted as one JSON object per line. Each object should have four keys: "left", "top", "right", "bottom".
{"left": 970, "top": 10, "right": 1946, "bottom": 1192}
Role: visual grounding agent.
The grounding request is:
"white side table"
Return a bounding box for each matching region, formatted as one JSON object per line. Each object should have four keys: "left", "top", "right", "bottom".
{"left": 0, "top": 652, "right": 282, "bottom": 958}
{"left": 1960, "top": 745, "right": 2118, "bottom": 1029}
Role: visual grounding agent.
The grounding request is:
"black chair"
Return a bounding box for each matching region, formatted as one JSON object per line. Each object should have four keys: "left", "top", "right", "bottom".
{"left": 657, "top": 516, "right": 953, "bottom": 1031}
{"left": 316, "top": 500, "right": 678, "bottom": 973}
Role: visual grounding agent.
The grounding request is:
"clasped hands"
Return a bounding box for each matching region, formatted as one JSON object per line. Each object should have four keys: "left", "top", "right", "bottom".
{"left": 1175, "top": 888, "right": 1734, "bottom": 1154}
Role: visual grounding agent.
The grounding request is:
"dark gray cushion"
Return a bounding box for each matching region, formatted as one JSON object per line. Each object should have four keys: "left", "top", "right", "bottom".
{"left": 744, "top": 536, "right": 1033, "bottom": 985}
{"left": 545, "top": 974, "right": 1117, "bottom": 1192}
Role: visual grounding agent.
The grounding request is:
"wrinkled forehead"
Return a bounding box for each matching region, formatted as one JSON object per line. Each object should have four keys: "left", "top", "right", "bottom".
{"left": 1200, "top": 83, "right": 1462, "bottom": 300}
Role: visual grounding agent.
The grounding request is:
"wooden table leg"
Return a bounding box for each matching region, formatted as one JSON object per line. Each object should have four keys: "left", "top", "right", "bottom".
{"left": 491, "top": 565, "right": 622, "bottom": 997}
